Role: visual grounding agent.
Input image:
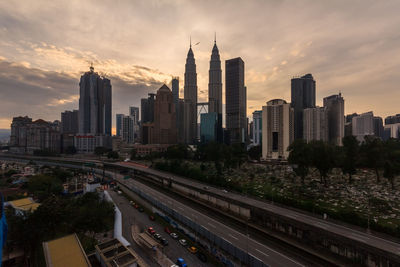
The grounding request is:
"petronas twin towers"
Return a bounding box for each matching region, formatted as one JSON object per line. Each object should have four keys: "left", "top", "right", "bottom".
{"left": 183, "top": 37, "right": 222, "bottom": 144}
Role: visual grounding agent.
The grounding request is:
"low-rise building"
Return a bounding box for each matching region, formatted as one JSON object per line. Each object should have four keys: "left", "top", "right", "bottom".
{"left": 8, "top": 197, "right": 40, "bottom": 216}
{"left": 95, "top": 239, "right": 137, "bottom": 267}
{"left": 42, "top": 233, "right": 91, "bottom": 267}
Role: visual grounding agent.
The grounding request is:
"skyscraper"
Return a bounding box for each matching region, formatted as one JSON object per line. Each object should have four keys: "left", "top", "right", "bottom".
{"left": 208, "top": 38, "right": 222, "bottom": 115}
{"left": 373, "top": 116, "right": 384, "bottom": 139}
{"left": 184, "top": 43, "right": 198, "bottom": 144}
{"left": 129, "top": 107, "right": 139, "bottom": 125}
{"left": 252, "top": 110, "right": 262, "bottom": 146}
{"left": 153, "top": 84, "right": 177, "bottom": 144}
{"left": 141, "top": 93, "right": 155, "bottom": 123}
{"left": 291, "top": 74, "right": 316, "bottom": 140}
{"left": 78, "top": 66, "right": 112, "bottom": 135}
{"left": 172, "top": 77, "right": 179, "bottom": 108}
{"left": 323, "top": 93, "right": 344, "bottom": 146}
{"left": 116, "top": 114, "right": 123, "bottom": 137}
{"left": 200, "top": 112, "right": 219, "bottom": 143}
{"left": 262, "top": 99, "right": 294, "bottom": 160}
{"left": 225, "top": 57, "right": 246, "bottom": 144}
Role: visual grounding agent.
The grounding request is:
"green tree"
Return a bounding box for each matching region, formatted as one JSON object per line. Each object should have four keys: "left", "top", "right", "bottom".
{"left": 27, "top": 175, "right": 63, "bottom": 201}
{"left": 360, "top": 136, "right": 384, "bottom": 183}
{"left": 130, "top": 148, "right": 137, "bottom": 160}
{"left": 341, "top": 136, "right": 359, "bottom": 183}
{"left": 107, "top": 151, "right": 119, "bottom": 159}
{"left": 248, "top": 145, "right": 262, "bottom": 161}
{"left": 310, "top": 141, "right": 335, "bottom": 186}
{"left": 165, "top": 144, "right": 189, "bottom": 160}
{"left": 288, "top": 139, "right": 311, "bottom": 184}
{"left": 94, "top": 146, "right": 109, "bottom": 156}
{"left": 383, "top": 139, "right": 400, "bottom": 189}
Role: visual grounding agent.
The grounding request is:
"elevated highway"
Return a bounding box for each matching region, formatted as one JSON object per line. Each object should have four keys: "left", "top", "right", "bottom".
{"left": 1, "top": 154, "right": 400, "bottom": 266}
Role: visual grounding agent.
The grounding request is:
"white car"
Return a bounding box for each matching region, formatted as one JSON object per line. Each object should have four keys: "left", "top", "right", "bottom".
{"left": 178, "top": 239, "right": 187, "bottom": 246}
{"left": 170, "top": 233, "right": 178, "bottom": 239}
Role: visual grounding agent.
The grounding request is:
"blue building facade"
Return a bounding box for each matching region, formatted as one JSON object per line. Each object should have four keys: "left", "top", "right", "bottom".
{"left": 200, "top": 112, "right": 222, "bottom": 143}
{"left": 0, "top": 193, "right": 8, "bottom": 264}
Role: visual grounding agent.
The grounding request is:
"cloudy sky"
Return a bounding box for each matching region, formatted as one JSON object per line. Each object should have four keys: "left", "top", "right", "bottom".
{"left": 1, "top": 0, "right": 400, "bottom": 131}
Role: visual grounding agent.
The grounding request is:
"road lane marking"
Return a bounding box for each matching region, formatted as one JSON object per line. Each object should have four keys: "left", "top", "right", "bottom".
{"left": 229, "top": 234, "right": 238, "bottom": 240}
{"left": 178, "top": 206, "right": 184, "bottom": 211}
{"left": 255, "top": 248, "right": 269, "bottom": 257}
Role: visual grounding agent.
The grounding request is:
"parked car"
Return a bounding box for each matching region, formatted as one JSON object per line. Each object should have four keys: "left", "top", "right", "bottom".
{"left": 170, "top": 233, "right": 178, "bottom": 239}
{"left": 147, "top": 227, "right": 156, "bottom": 235}
{"left": 149, "top": 215, "right": 155, "bottom": 221}
{"left": 161, "top": 238, "right": 169, "bottom": 246}
{"left": 134, "top": 204, "right": 139, "bottom": 209}
{"left": 188, "top": 246, "right": 197, "bottom": 254}
{"left": 154, "top": 233, "right": 162, "bottom": 240}
{"left": 176, "top": 258, "right": 187, "bottom": 267}
{"left": 164, "top": 227, "right": 171, "bottom": 234}
{"left": 138, "top": 207, "right": 144, "bottom": 212}
{"left": 178, "top": 239, "right": 187, "bottom": 246}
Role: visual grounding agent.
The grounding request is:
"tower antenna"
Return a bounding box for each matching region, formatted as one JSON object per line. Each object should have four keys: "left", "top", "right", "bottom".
{"left": 214, "top": 32, "right": 216, "bottom": 44}
{"left": 190, "top": 35, "right": 192, "bottom": 48}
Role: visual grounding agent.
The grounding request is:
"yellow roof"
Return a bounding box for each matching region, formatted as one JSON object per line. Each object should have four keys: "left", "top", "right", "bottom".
{"left": 43, "top": 234, "right": 90, "bottom": 267}
{"left": 9, "top": 198, "right": 40, "bottom": 212}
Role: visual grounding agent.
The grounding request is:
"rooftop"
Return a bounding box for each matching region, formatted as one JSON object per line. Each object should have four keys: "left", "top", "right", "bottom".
{"left": 42, "top": 233, "right": 91, "bottom": 267}
{"left": 8, "top": 197, "right": 40, "bottom": 212}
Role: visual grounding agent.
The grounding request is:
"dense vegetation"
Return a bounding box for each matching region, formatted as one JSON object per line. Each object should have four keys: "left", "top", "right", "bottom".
{"left": 5, "top": 171, "right": 115, "bottom": 266}
{"left": 151, "top": 137, "right": 400, "bottom": 238}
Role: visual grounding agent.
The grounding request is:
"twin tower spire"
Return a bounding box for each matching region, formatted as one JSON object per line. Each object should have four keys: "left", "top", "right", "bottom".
{"left": 183, "top": 35, "right": 222, "bottom": 143}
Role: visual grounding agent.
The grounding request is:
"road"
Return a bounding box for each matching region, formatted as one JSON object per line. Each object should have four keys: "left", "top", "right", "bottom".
{"left": 108, "top": 189, "right": 210, "bottom": 267}
{"left": 114, "top": 173, "right": 306, "bottom": 267}
{"left": 115, "top": 161, "right": 400, "bottom": 256}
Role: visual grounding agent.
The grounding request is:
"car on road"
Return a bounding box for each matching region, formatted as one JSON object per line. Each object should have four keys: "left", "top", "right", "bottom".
{"left": 117, "top": 190, "right": 122, "bottom": 195}
{"left": 178, "top": 239, "right": 187, "bottom": 246}
{"left": 176, "top": 258, "right": 187, "bottom": 267}
{"left": 149, "top": 215, "right": 155, "bottom": 221}
{"left": 138, "top": 207, "right": 144, "bottom": 212}
{"left": 154, "top": 233, "right": 162, "bottom": 240}
{"left": 170, "top": 233, "right": 178, "bottom": 239}
{"left": 147, "top": 227, "right": 156, "bottom": 235}
{"left": 161, "top": 237, "right": 169, "bottom": 246}
{"left": 188, "top": 246, "right": 197, "bottom": 254}
{"left": 197, "top": 252, "right": 207, "bottom": 262}
{"left": 134, "top": 204, "right": 139, "bottom": 209}
{"left": 164, "top": 227, "right": 171, "bottom": 234}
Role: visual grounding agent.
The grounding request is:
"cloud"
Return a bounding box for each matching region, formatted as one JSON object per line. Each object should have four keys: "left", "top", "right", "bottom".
{"left": 0, "top": 57, "right": 169, "bottom": 128}
{"left": 1, "top": 0, "right": 400, "bottom": 126}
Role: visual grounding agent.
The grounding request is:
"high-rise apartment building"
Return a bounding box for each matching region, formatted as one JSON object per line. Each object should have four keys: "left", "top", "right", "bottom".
{"left": 262, "top": 99, "right": 294, "bottom": 160}
{"left": 303, "top": 107, "right": 328, "bottom": 142}
{"left": 184, "top": 44, "right": 198, "bottom": 144}
{"left": 291, "top": 74, "right": 316, "bottom": 140}
{"left": 352, "top": 111, "right": 374, "bottom": 142}
{"left": 61, "top": 110, "right": 79, "bottom": 134}
{"left": 78, "top": 66, "right": 112, "bottom": 136}
{"left": 385, "top": 114, "right": 400, "bottom": 125}
{"left": 10, "top": 116, "right": 61, "bottom": 154}
{"left": 323, "top": 93, "right": 344, "bottom": 146}
{"left": 252, "top": 110, "right": 262, "bottom": 146}
{"left": 225, "top": 57, "right": 246, "bottom": 144}
{"left": 153, "top": 84, "right": 177, "bottom": 144}
{"left": 122, "top": 115, "right": 134, "bottom": 144}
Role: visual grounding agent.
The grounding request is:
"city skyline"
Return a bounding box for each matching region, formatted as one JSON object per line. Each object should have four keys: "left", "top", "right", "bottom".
{"left": 1, "top": 0, "right": 400, "bottom": 130}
